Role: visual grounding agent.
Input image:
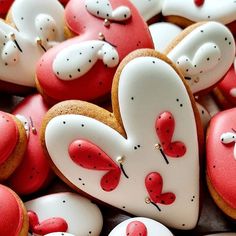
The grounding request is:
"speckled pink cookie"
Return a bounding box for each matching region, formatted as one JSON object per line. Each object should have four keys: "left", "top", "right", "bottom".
{"left": 7, "top": 94, "right": 53, "bottom": 195}
{"left": 36, "top": 0, "right": 154, "bottom": 104}
{"left": 207, "top": 108, "right": 236, "bottom": 219}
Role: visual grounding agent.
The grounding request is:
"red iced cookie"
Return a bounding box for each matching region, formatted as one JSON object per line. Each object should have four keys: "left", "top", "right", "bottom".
{"left": 36, "top": 0, "right": 154, "bottom": 104}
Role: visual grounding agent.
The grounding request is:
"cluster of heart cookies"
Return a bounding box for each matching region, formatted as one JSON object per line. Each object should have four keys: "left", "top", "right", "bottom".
{"left": 0, "top": 0, "right": 236, "bottom": 235}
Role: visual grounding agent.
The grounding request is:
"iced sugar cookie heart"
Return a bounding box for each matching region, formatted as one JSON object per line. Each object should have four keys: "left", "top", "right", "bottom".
{"left": 25, "top": 192, "right": 103, "bottom": 236}
{"left": 162, "top": 0, "right": 236, "bottom": 35}
{"left": 36, "top": 0, "right": 154, "bottom": 104}
{"left": 207, "top": 108, "right": 236, "bottom": 219}
{"left": 42, "top": 50, "right": 202, "bottom": 229}
{"left": 165, "top": 22, "right": 235, "bottom": 95}
{"left": 7, "top": 94, "right": 53, "bottom": 195}
{"left": 108, "top": 217, "right": 173, "bottom": 236}
{"left": 0, "top": 0, "right": 65, "bottom": 93}
{"left": 0, "top": 111, "right": 27, "bottom": 181}
{"left": 0, "top": 184, "right": 29, "bottom": 236}
{"left": 214, "top": 58, "right": 236, "bottom": 108}
{"left": 129, "top": 0, "right": 164, "bottom": 22}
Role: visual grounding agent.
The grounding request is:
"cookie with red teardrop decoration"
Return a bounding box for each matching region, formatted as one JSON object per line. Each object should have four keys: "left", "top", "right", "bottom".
{"left": 108, "top": 217, "right": 173, "bottom": 236}
{"left": 0, "top": 184, "right": 29, "bottom": 236}
{"left": 7, "top": 94, "right": 53, "bottom": 196}
{"left": 25, "top": 192, "right": 103, "bottom": 236}
{"left": 207, "top": 108, "right": 236, "bottom": 219}
{"left": 41, "top": 50, "right": 202, "bottom": 229}
{"left": 0, "top": 111, "right": 27, "bottom": 181}
{"left": 35, "top": 0, "right": 154, "bottom": 104}
{"left": 162, "top": 0, "right": 236, "bottom": 35}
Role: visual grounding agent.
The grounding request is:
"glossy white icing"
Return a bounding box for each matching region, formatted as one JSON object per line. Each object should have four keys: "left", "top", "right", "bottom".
{"left": 25, "top": 192, "right": 103, "bottom": 236}
{"left": 85, "top": 0, "right": 131, "bottom": 21}
{"left": 162, "top": 0, "right": 236, "bottom": 24}
{"left": 130, "top": 0, "right": 163, "bottom": 21}
{"left": 15, "top": 114, "right": 29, "bottom": 137}
{"left": 0, "top": 0, "right": 64, "bottom": 87}
{"left": 149, "top": 22, "right": 182, "bottom": 52}
{"left": 45, "top": 233, "right": 75, "bottom": 236}
{"left": 108, "top": 217, "right": 173, "bottom": 235}
{"left": 45, "top": 56, "right": 200, "bottom": 229}
{"left": 53, "top": 40, "right": 119, "bottom": 81}
{"left": 167, "top": 22, "right": 235, "bottom": 94}
{"left": 221, "top": 131, "right": 236, "bottom": 160}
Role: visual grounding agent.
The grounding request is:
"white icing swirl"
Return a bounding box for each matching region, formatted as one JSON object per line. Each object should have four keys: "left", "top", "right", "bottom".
{"left": 85, "top": 0, "right": 131, "bottom": 21}
{"left": 53, "top": 40, "right": 119, "bottom": 81}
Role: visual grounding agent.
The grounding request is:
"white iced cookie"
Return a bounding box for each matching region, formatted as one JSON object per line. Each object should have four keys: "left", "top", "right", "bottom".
{"left": 25, "top": 192, "right": 103, "bottom": 236}
{"left": 165, "top": 21, "right": 235, "bottom": 94}
{"left": 108, "top": 217, "right": 173, "bottom": 236}
{"left": 130, "top": 0, "right": 164, "bottom": 21}
{"left": 43, "top": 51, "right": 201, "bottom": 230}
{"left": 149, "top": 22, "right": 182, "bottom": 52}
{"left": 0, "top": 0, "right": 64, "bottom": 87}
{"left": 162, "top": 0, "right": 236, "bottom": 25}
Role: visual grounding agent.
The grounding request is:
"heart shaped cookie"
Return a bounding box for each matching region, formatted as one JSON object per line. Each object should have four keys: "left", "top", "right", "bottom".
{"left": 108, "top": 217, "right": 173, "bottom": 236}
{"left": 41, "top": 50, "right": 202, "bottom": 229}
{"left": 164, "top": 21, "right": 235, "bottom": 95}
{"left": 36, "top": 0, "right": 154, "bottom": 104}
{"left": 25, "top": 192, "right": 103, "bottom": 236}
{"left": 0, "top": 0, "right": 65, "bottom": 93}
{"left": 207, "top": 108, "right": 236, "bottom": 219}
{"left": 7, "top": 94, "right": 53, "bottom": 195}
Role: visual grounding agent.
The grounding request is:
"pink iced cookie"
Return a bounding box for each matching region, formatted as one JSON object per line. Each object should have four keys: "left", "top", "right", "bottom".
{"left": 7, "top": 94, "right": 53, "bottom": 195}
{"left": 0, "top": 184, "right": 28, "bottom": 236}
{"left": 42, "top": 50, "right": 202, "bottom": 229}
{"left": 25, "top": 192, "right": 103, "bottom": 236}
{"left": 162, "top": 0, "right": 236, "bottom": 35}
{"left": 36, "top": 0, "right": 154, "bottom": 104}
{"left": 109, "top": 217, "right": 173, "bottom": 236}
{"left": 207, "top": 108, "right": 236, "bottom": 219}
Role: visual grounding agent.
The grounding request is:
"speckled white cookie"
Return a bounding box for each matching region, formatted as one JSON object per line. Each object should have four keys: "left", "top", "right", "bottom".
{"left": 149, "top": 22, "right": 182, "bottom": 52}
{"left": 109, "top": 217, "right": 173, "bottom": 236}
{"left": 25, "top": 192, "right": 103, "bottom": 236}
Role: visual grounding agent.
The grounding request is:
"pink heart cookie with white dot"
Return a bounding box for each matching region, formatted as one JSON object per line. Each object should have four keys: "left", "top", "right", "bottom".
{"left": 41, "top": 50, "right": 203, "bottom": 229}
{"left": 108, "top": 217, "right": 173, "bottom": 236}
{"left": 36, "top": 0, "right": 154, "bottom": 104}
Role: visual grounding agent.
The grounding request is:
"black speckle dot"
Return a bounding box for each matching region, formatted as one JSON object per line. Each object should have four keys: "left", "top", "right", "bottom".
{"left": 131, "top": 97, "right": 134, "bottom": 100}
{"left": 207, "top": 58, "right": 210, "bottom": 61}
{"left": 5, "top": 62, "right": 8, "bottom": 66}
{"left": 213, "top": 165, "right": 216, "bottom": 168}
{"left": 180, "top": 104, "right": 183, "bottom": 107}
{"left": 124, "top": 14, "right": 127, "bottom": 18}
{"left": 63, "top": 121, "right": 66, "bottom": 124}
{"left": 225, "top": 37, "right": 228, "bottom": 41}
{"left": 207, "top": 15, "right": 211, "bottom": 19}
{"left": 152, "top": 60, "right": 155, "bottom": 64}
{"left": 134, "top": 146, "right": 137, "bottom": 150}
{"left": 63, "top": 200, "right": 66, "bottom": 203}
{"left": 97, "top": 11, "right": 99, "bottom": 15}
{"left": 69, "top": 74, "right": 72, "bottom": 78}
{"left": 200, "top": 30, "right": 204, "bottom": 33}
{"left": 89, "top": 231, "right": 92, "bottom": 234}
{"left": 182, "top": 224, "right": 185, "bottom": 227}
{"left": 89, "top": 59, "right": 92, "bottom": 63}
{"left": 77, "top": 68, "right": 80, "bottom": 72}
{"left": 21, "top": 17, "right": 24, "bottom": 20}
{"left": 122, "top": 206, "right": 126, "bottom": 209}
{"left": 81, "top": 124, "right": 85, "bottom": 127}
{"left": 79, "top": 178, "right": 82, "bottom": 180}
{"left": 176, "top": 98, "right": 179, "bottom": 102}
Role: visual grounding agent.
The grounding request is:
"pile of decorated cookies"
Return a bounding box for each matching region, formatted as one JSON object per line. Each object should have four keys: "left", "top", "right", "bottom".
{"left": 0, "top": 0, "right": 236, "bottom": 235}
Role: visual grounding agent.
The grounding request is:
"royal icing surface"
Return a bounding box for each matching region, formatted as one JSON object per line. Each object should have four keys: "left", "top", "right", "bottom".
{"left": 25, "top": 192, "right": 103, "bottom": 236}
{"left": 207, "top": 108, "right": 236, "bottom": 209}
{"left": 0, "top": 0, "right": 64, "bottom": 87}
{"left": 166, "top": 22, "right": 235, "bottom": 94}
{"left": 129, "top": 0, "right": 163, "bottom": 21}
{"left": 149, "top": 22, "right": 182, "bottom": 53}
{"left": 36, "top": 0, "right": 154, "bottom": 102}
{"left": 0, "top": 184, "right": 24, "bottom": 236}
{"left": 162, "top": 0, "right": 236, "bottom": 25}
{"left": 45, "top": 233, "right": 75, "bottom": 236}
{"left": 217, "top": 58, "right": 236, "bottom": 106}
{"left": 53, "top": 40, "right": 119, "bottom": 81}
{"left": 8, "top": 94, "right": 52, "bottom": 195}
{"left": 45, "top": 55, "right": 200, "bottom": 229}
{"left": 0, "top": 111, "right": 18, "bottom": 165}
{"left": 108, "top": 217, "right": 173, "bottom": 236}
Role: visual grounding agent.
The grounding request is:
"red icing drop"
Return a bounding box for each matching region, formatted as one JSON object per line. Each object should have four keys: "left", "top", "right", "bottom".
{"left": 194, "top": 0, "right": 204, "bottom": 7}
{"left": 28, "top": 210, "right": 68, "bottom": 234}
{"left": 156, "top": 111, "right": 186, "bottom": 158}
{"left": 59, "top": 0, "right": 69, "bottom": 6}
{"left": 126, "top": 221, "right": 147, "bottom": 236}
{"left": 0, "top": 111, "right": 18, "bottom": 165}
{"left": 0, "top": 184, "right": 24, "bottom": 235}
{"left": 69, "top": 139, "right": 121, "bottom": 191}
{"left": 0, "top": 0, "right": 14, "bottom": 17}
{"left": 145, "top": 172, "right": 176, "bottom": 205}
